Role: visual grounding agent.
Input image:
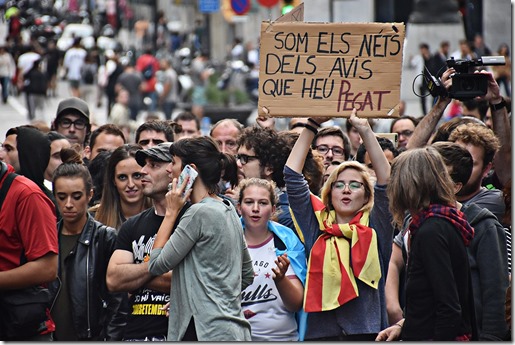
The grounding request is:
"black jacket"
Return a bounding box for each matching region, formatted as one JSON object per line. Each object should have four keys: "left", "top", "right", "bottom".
{"left": 402, "top": 217, "right": 473, "bottom": 340}
{"left": 49, "top": 215, "right": 127, "bottom": 340}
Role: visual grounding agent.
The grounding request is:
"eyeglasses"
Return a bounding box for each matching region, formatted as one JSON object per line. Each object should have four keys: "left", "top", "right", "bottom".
{"left": 235, "top": 154, "right": 258, "bottom": 165}
{"left": 396, "top": 130, "right": 413, "bottom": 138}
{"left": 138, "top": 139, "right": 165, "bottom": 146}
{"left": 316, "top": 145, "right": 345, "bottom": 157}
{"left": 58, "top": 118, "right": 87, "bottom": 130}
{"left": 331, "top": 180, "right": 364, "bottom": 192}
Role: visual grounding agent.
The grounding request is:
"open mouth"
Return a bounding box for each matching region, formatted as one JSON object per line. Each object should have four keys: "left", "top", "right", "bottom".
{"left": 341, "top": 197, "right": 352, "bottom": 205}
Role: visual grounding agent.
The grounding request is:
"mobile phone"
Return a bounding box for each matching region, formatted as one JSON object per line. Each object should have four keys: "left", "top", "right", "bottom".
{"left": 177, "top": 164, "right": 198, "bottom": 196}
{"left": 375, "top": 133, "right": 398, "bottom": 147}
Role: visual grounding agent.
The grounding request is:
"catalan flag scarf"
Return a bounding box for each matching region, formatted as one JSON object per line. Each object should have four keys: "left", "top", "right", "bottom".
{"left": 303, "top": 194, "right": 381, "bottom": 312}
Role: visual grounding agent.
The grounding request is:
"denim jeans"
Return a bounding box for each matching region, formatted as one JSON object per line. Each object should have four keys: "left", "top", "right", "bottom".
{"left": 0, "top": 76, "right": 10, "bottom": 102}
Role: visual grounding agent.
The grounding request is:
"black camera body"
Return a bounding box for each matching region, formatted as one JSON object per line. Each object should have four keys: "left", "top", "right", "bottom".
{"left": 426, "top": 56, "right": 505, "bottom": 100}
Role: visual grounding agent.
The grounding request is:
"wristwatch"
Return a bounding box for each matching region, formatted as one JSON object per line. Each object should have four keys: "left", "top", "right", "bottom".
{"left": 489, "top": 97, "right": 507, "bottom": 112}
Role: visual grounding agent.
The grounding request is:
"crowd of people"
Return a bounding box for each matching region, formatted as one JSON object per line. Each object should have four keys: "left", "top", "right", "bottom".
{"left": 0, "top": 31, "right": 512, "bottom": 342}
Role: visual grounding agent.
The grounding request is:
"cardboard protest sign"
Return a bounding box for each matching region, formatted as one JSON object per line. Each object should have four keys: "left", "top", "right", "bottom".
{"left": 258, "top": 22, "right": 405, "bottom": 118}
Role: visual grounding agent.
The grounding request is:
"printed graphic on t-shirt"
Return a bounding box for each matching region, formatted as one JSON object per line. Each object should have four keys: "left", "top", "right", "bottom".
{"left": 130, "top": 234, "right": 169, "bottom": 316}
{"left": 132, "top": 234, "right": 156, "bottom": 263}
{"left": 131, "top": 288, "right": 169, "bottom": 316}
{"left": 241, "top": 236, "right": 298, "bottom": 341}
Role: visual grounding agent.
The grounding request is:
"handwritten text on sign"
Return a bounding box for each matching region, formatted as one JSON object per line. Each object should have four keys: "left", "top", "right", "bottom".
{"left": 258, "top": 22, "right": 405, "bottom": 118}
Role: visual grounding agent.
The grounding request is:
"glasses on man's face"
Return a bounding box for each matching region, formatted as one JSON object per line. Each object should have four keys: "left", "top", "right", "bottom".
{"left": 58, "top": 118, "right": 87, "bottom": 130}
{"left": 331, "top": 180, "right": 364, "bottom": 192}
{"left": 235, "top": 154, "right": 258, "bottom": 165}
{"left": 316, "top": 145, "right": 344, "bottom": 157}
{"left": 396, "top": 130, "right": 413, "bottom": 138}
{"left": 138, "top": 139, "right": 165, "bottom": 146}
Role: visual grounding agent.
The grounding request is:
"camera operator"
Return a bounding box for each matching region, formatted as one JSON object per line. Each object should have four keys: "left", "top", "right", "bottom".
{"left": 406, "top": 66, "right": 510, "bottom": 210}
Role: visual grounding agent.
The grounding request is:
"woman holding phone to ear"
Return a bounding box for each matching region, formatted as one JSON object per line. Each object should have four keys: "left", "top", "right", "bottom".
{"left": 147, "top": 136, "right": 254, "bottom": 341}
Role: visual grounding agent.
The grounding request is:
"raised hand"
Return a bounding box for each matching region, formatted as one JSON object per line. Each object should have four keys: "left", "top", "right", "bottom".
{"left": 272, "top": 253, "right": 291, "bottom": 282}
{"left": 348, "top": 108, "right": 370, "bottom": 133}
{"left": 256, "top": 115, "right": 276, "bottom": 129}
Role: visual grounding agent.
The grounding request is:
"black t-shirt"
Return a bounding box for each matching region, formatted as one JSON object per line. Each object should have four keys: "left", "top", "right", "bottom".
{"left": 52, "top": 233, "right": 81, "bottom": 341}
{"left": 115, "top": 205, "right": 189, "bottom": 340}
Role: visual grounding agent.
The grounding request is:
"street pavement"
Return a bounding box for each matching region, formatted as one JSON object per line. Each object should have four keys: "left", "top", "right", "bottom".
{"left": 0, "top": 80, "right": 109, "bottom": 141}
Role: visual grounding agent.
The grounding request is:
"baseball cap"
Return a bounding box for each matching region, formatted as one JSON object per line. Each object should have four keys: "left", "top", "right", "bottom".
{"left": 136, "top": 142, "right": 173, "bottom": 167}
{"left": 55, "top": 97, "right": 90, "bottom": 123}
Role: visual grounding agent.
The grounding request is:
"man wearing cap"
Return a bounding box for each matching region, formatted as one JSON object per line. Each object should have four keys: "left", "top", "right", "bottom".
{"left": 106, "top": 143, "right": 190, "bottom": 341}
{"left": 51, "top": 97, "right": 91, "bottom": 149}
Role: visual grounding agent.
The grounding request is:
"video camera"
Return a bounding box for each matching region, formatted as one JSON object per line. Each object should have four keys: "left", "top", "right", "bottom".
{"left": 425, "top": 56, "right": 506, "bottom": 100}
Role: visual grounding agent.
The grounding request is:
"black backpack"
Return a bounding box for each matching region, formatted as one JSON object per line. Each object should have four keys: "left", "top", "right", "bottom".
{"left": 82, "top": 64, "right": 95, "bottom": 85}
{"left": 23, "top": 67, "right": 47, "bottom": 95}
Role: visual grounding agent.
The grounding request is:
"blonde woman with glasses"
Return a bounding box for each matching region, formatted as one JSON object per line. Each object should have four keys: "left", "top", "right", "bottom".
{"left": 284, "top": 108, "right": 394, "bottom": 340}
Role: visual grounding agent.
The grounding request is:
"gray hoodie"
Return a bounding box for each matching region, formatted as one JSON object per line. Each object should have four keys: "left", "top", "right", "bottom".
{"left": 461, "top": 202, "right": 509, "bottom": 340}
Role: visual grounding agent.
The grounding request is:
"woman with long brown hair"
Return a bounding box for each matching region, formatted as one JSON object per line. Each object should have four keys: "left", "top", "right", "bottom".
{"left": 91, "top": 144, "right": 152, "bottom": 230}
{"left": 377, "top": 146, "right": 475, "bottom": 341}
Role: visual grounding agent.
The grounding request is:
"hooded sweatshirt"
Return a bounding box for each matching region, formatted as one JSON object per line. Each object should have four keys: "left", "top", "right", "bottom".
{"left": 461, "top": 202, "right": 509, "bottom": 340}
{"left": 16, "top": 126, "right": 59, "bottom": 218}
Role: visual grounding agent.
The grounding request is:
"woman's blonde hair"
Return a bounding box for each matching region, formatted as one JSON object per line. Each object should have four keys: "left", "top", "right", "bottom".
{"left": 320, "top": 161, "right": 374, "bottom": 213}
{"left": 238, "top": 178, "right": 279, "bottom": 222}
{"left": 238, "top": 178, "right": 278, "bottom": 207}
{"left": 387, "top": 146, "right": 456, "bottom": 227}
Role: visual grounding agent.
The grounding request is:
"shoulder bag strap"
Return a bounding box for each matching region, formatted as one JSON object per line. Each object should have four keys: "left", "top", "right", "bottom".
{"left": 0, "top": 171, "right": 18, "bottom": 210}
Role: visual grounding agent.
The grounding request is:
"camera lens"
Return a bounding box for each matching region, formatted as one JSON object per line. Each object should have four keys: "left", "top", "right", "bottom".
{"left": 460, "top": 78, "right": 475, "bottom": 91}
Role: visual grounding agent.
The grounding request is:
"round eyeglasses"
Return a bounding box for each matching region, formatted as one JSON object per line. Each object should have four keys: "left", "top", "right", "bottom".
{"left": 316, "top": 145, "right": 345, "bottom": 156}
{"left": 331, "top": 180, "right": 364, "bottom": 192}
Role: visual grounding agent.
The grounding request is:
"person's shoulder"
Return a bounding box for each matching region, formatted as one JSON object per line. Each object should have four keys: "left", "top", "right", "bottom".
{"left": 9, "top": 174, "right": 44, "bottom": 196}
{"left": 91, "top": 216, "right": 116, "bottom": 232}
{"left": 268, "top": 220, "right": 298, "bottom": 239}
{"left": 470, "top": 188, "right": 504, "bottom": 212}
{"left": 461, "top": 202, "right": 497, "bottom": 223}
{"left": 124, "top": 207, "right": 155, "bottom": 225}
{"left": 418, "top": 216, "right": 456, "bottom": 235}
{"left": 192, "top": 198, "right": 235, "bottom": 216}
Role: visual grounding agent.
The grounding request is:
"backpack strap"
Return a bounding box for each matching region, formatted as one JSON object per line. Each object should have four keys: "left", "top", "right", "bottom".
{"left": 0, "top": 165, "right": 21, "bottom": 263}
{"left": 0, "top": 170, "right": 17, "bottom": 210}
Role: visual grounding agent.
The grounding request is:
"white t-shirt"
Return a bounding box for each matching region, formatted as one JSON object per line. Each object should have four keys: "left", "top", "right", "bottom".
{"left": 63, "top": 47, "right": 87, "bottom": 81}
{"left": 17, "top": 52, "right": 41, "bottom": 75}
{"left": 241, "top": 235, "right": 298, "bottom": 341}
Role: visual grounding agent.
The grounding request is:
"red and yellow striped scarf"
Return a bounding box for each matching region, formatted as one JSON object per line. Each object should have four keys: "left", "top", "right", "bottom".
{"left": 303, "top": 194, "right": 381, "bottom": 312}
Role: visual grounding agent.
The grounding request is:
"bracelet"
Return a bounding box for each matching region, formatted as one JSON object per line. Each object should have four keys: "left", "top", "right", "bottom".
{"left": 295, "top": 122, "right": 318, "bottom": 135}
{"left": 393, "top": 322, "right": 403, "bottom": 328}
{"left": 489, "top": 97, "right": 506, "bottom": 112}
{"left": 307, "top": 117, "right": 321, "bottom": 128}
